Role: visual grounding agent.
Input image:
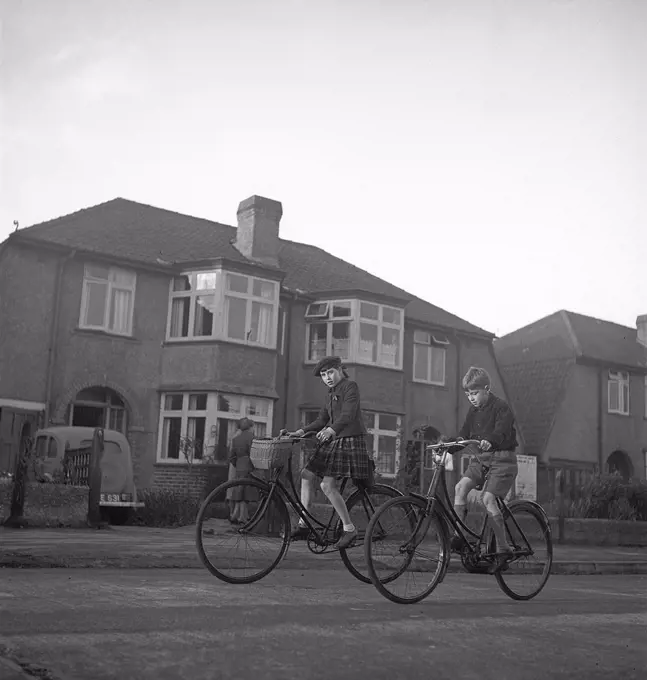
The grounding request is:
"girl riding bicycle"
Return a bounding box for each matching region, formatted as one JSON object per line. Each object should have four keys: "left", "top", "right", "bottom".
{"left": 283, "top": 355, "right": 371, "bottom": 550}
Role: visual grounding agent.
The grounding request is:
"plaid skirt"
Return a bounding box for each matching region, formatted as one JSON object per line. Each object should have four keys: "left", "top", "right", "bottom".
{"left": 305, "top": 435, "right": 371, "bottom": 480}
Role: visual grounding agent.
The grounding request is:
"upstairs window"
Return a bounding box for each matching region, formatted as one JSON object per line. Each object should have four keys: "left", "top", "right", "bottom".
{"left": 413, "top": 330, "right": 449, "bottom": 385}
{"left": 305, "top": 299, "right": 404, "bottom": 370}
{"left": 80, "top": 264, "right": 136, "bottom": 336}
{"left": 608, "top": 370, "right": 630, "bottom": 415}
{"left": 167, "top": 270, "right": 279, "bottom": 348}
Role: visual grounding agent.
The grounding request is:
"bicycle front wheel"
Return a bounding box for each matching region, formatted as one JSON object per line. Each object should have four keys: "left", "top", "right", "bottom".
{"left": 490, "top": 500, "right": 553, "bottom": 600}
{"left": 196, "top": 478, "right": 290, "bottom": 584}
{"left": 364, "top": 495, "right": 450, "bottom": 605}
{"left": 338, "top": 483, "right": 403, "bottom": 584}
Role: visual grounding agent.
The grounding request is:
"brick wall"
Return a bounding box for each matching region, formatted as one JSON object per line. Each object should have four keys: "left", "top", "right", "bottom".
{"left": 151, "top": 463, "right": 228, "bottom": 499}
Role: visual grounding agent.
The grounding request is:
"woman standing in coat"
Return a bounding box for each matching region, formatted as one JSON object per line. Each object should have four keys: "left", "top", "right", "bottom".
{"left": 228, "top": 417, "right": 255, "bottom": 524}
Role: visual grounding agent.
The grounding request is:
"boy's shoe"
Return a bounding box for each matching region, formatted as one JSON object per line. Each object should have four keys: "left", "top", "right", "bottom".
{"left": 334, "top": 529, "right": 358, "bottom": 550}
{"left": 450, "top": 535, "right": 467, "bottom": 553}
{"left": 488, "top": 548, "right": 514, "bottom": 574}
{"left": 290, "top": 526, "right": 310, "bottom": 541}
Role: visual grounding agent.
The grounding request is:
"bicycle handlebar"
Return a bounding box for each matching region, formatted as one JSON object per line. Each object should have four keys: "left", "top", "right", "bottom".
{"left": 425, "top": 439, "right": 481, "bottom": 451}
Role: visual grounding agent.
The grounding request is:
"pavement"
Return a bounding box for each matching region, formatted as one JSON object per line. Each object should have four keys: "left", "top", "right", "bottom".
{"left": 1, "top": 524, "right": 647, "bottom": 575}
{"left": 0, "top": 569, "right": 646, "bottom": 680}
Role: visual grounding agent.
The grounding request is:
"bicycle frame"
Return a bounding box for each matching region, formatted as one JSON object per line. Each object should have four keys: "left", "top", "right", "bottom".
{"left": 410, "top": 441, "right": 541, "bottom": 563}
{"left": 247, "top": 438, "right": 378, "bottom": 547}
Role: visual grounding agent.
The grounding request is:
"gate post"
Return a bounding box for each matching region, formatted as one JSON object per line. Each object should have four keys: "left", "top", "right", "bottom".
{"left": 87, "top": 427, "right": 107, "bottom": 528}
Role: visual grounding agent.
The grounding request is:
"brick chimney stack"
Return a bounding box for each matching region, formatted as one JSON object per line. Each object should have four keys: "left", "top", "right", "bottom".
{"left": 637, "top": 314, "right": 647, "bottom": 347}
{"left": 235, "top": 195, "right": 282, "bottom": 268}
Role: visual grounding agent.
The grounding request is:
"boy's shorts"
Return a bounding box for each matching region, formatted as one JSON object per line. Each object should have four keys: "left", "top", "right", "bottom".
{"left": 463, "top": 450, "right": 518, "bottom": 498}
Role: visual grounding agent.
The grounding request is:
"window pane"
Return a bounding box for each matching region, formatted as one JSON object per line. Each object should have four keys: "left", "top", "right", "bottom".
{"left": 226, "top": 296, "right": 248, "bottom": 340}
{"left": 360, "top": 302, "right": 379, "bottom": 320}
{"left": 413, "top": 344, "right": 430, "bottom": 381}
{"left": 196, "top": 272, "right": 217, "bottom": 290}
{"left": 252, "top": 279, "right": 275, "bottom": 300}
{"left": 109, "top": 409, "right": 125, "bottom": 432}
{"left": 189, "top": 394, "right": 207, "bottom": 411}
{"left": 308, "top": 323, "right": 328, "bottom": 361}
{"left": 302, "top": 410, "right": 320, "bottom": 426}
{"left": 376, "top": 435, "right": 397, "bottom": 475}
{"left": 365, "top": 432, "right": 375, "bottom": 456}
{"left": 173, "top": 275, "right": 191, "bottom": 292}
{"left": 246, "top": 398, "right": 269, "bottom": 418}
{"left": 250, "top": 301, "right": 273, "bottom": 346}
{"left": 85, "top": 264, "right": 110, "bottom": 280}
{"left": 111, "top": 268, "right": 136, "bottom": 287}
{"left": 608, "top": 380, "right": 619, "bottom": 411}
{"left": 364, "top": 412, "right": 376, "bottom": 430}
{"left": 187, "top": 417, "right": 206, "bottom": 459}
{"left": 215, "top": 417, "right": 234, "bottom": 461}
{"left": 305, "top": 302, "right": 329, "bottom": 318}
{"left": 162, "top": 417, "right": 182, "bottom": 459}
{"left": 430, "top": 347, "right": 446, "bottom": 383}
{"left": 379, "top": 414, "right": 398, "bottom": 431}
{"left": 332, "top": 322, "right": 350, "bottom": 359}
{"left": 109, "top": 288, "right": 132, "bottom": 334}
{"left": 381, "top": 327, "right": 400, "bottom": 367}
{"left": 359, "top": 322, "right": 378, "bottom": 363}
{"left": 164, "top": 394, "right": 183, "bottom": 410}
{"left": 331, "top": 301, "right": 352, "bottom": 318}
{"left": 227, "top": 273, "right": 248, "bottom": 294}
{"left": 252, "top": 422, "right": 267, "bottom": 438}
{"left": 218, "top": 394, "right": 241, "bottom": 413}
{"left": 382, "top": 307, "right": 401, "bottom": 325}
{"left": 194, "top": 295, "right": 215, "bottom": 336}
{"left": 84, "top": 281, "right": 108, "bottom": 326}
{"left": 169, "top": 298, "right": 190, "bottom": 337}
{"left": 413, "top": 330, "right": 431, "bottom": 344}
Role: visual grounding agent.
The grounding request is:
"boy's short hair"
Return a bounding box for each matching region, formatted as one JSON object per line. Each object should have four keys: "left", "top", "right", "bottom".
{"left": 462, "top": 366, "right": 491, "bottom": 391}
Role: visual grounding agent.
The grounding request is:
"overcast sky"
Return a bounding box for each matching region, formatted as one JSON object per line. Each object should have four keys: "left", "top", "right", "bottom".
{"left": 1, "top": 0, "right": 644, "bottom": 336}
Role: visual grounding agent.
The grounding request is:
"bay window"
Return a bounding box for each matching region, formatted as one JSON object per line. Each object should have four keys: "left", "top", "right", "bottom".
{"left": 305, "top": 299, "right": 404, "bottom": 369}
{"left": 167, "top": 269, "right": 279, "bottom": 348}
{"left": 80, "top": 264, "right": 136, "bottom": 336}
{"left": 364, "top": 412, "right": 402, "bottom": 476}
{"left": 157, "top": 392, "right": 273, "bottom": 464}
{"left": 413, "top": 330, "right": 448, "bottom": 385}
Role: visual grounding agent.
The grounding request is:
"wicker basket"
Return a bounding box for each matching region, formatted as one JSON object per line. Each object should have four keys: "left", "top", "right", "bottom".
{"left": 250, "top": 438, "right": 295, "bottom": 470}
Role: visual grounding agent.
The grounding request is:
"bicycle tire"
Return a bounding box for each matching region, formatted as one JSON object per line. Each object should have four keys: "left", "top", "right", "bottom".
{"left": 195, "top": 478, "right": 290, "bottom": 584}
{"left": 364, "top": 494, "right": 450, "bottom": 605}
{"left": 337, "top": 483, "right": 403, "bottom": 584}
{"left": 489, "top": 500, "right": 553, "bottom": 600}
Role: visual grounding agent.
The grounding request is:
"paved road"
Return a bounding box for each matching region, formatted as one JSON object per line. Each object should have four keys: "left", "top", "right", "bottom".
{"left": 1, "top": 569, "right": 645, "bottom": 680}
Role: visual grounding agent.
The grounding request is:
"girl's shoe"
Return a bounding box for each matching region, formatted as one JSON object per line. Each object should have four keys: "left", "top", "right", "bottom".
{"left": 334, "top": 529, "right": 358, "bottom": 550}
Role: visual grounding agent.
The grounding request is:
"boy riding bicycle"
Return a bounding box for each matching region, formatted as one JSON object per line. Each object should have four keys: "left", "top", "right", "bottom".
{"left": 446, "top": 366, "right": 518, "bottom": 573}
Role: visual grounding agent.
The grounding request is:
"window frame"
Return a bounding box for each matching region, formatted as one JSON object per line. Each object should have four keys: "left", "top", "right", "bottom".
{"left": 412, "top": 329, "right": 448, "bottom": 386}
{"left": 156, "top": 391, "right": 274, "bottom": 464}
{"left": 79, "top": 264, "right": 137, "bottom": 336}
{"left": 608, "top": 370, "right": 630, "bottom": 416}
{"left": 304, "top": 299, "right": 405, "bottom": 370}
{"left": 166, "top": 269, "right": 280, "bottom": 348}
{"left": 364, "top": 411, "right": 402, "bottom": 478}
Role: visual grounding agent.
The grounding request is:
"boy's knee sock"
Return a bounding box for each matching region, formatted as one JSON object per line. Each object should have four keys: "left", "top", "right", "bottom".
{"left": 453, "top": 503, "right": 467, "bottom": 535}
{"left": 489, "top": 511, "right": 510, "bottom": 551}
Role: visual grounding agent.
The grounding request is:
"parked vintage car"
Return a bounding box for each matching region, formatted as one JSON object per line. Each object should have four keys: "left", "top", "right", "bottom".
{"left": 31, "top": 426, "right": 144, "bottom": 524}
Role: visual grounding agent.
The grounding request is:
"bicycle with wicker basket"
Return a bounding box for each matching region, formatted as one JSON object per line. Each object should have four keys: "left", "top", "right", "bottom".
{"left": 195, "top": 433, "right": 403, "bottom": 584}
{"left": 363, "top": 439, "right": 553, "bottom": 604}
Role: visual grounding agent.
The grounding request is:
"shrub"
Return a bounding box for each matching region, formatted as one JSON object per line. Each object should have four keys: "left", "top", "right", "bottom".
{"left": 547, "top": 474, "right": 647, "bottom": 521}
{"left": 129, "top": 488, "right": 202, "bottom": 528}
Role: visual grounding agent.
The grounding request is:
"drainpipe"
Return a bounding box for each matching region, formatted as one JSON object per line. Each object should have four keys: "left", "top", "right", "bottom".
{"left": 597, "top": 367, "right": 604, "bottom": 473}
{"left": 281, "top": 292, "right": 297, "bottom": 429}
{"left": 44, "top": 250, "right": 76, "bottom": 425}
{"left": 454, "top": 331, "right": 461, "bottom": 433}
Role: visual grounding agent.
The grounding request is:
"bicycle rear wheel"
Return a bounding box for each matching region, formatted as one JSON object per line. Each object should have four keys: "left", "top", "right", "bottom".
{"left": 489, "top": 500, "right": 553, "bottom": 600}
{"left": 364, "top": 495, "right": 450, "bottom": 605}
{"left": 196, "top": 478, "right": 290, "bottom": 584}
{"left": 338, "top": 483, "right": 403, "bottom": 584}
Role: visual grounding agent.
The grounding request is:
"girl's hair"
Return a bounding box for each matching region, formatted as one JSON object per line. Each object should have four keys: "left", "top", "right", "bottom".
{"left": 462, "top": 366, "right": 491, "bottom": 391}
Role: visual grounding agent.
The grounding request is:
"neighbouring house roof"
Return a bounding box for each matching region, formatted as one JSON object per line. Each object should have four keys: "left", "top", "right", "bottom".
{"left": 8, "top": 197, "right": 492, "bottom": 337}
{"left": 494, "top": 309, "right": 647, "bottom": 456}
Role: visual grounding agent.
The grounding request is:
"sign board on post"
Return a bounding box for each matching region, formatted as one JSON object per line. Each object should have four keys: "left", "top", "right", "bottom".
{"left": 515, "top": 455, "right": 537, "bottom": 501}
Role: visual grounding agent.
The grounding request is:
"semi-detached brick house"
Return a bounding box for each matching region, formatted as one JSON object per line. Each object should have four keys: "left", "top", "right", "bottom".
{"left": 494, "top": 310, "right": 647, "bottom": 501}
{"left": 0, "top": 195, "right": 516, "bottom": 494}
